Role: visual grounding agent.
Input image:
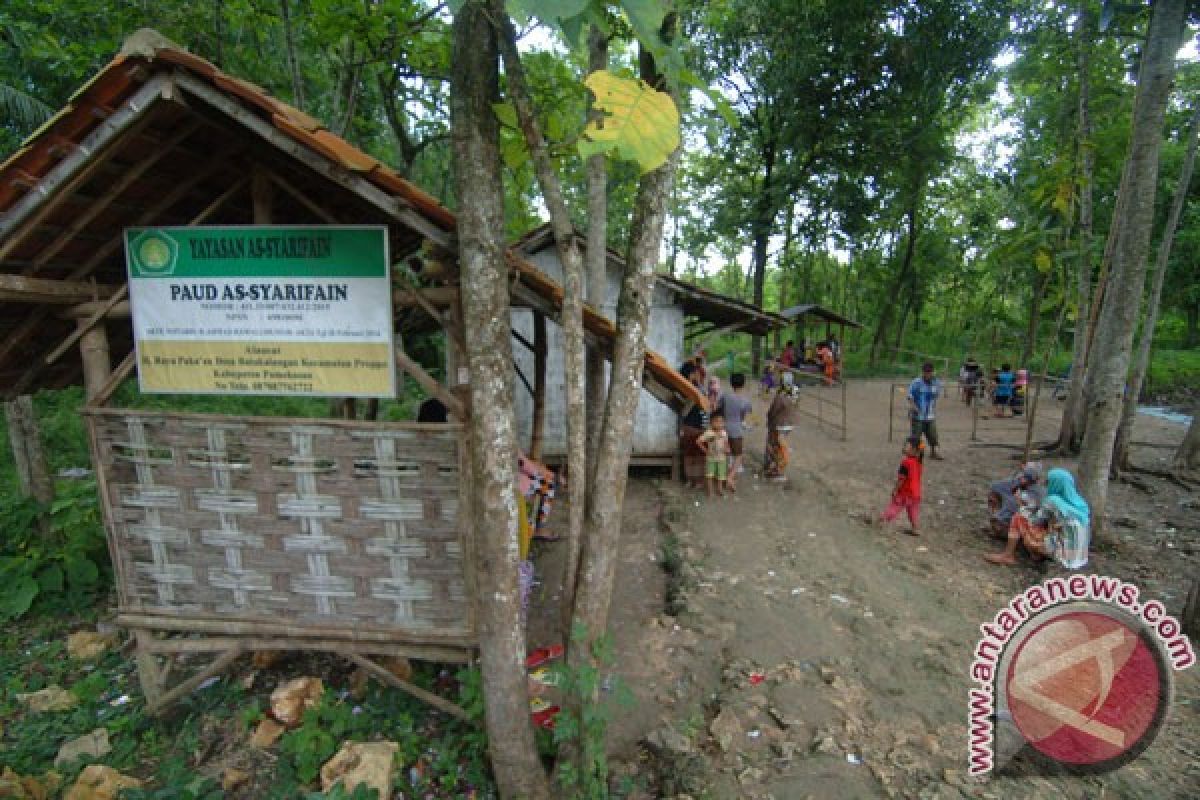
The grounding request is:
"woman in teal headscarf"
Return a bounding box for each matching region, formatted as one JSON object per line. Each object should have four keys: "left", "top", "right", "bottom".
{"left": 985, "top": 468, "right": 1090, "bottom": 569}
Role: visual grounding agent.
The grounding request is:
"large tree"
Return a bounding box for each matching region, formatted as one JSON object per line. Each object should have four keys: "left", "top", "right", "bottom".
{"left": 449, "top": 2, "right": 552, "bottom": 796}
{"left": 1077, "top": 0, "right": 1188, "bottom": 540}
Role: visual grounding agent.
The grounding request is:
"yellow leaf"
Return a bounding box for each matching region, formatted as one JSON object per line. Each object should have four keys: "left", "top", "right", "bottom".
{"left": 578, "top": 70, "right": 679, "bottom": 173}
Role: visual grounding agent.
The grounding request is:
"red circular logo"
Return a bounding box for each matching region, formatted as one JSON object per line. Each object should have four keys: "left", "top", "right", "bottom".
{"left": 1003, "top": 607, "right": 1171, "bottom": 771}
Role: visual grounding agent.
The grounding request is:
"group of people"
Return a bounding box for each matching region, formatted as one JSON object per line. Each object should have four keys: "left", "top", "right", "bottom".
{"left": 877, "top": 360, "right": 1091, "bottom": 568}
{"left": 679, "top": 351, "right": 800, "bottom": 495}
{"left": 679, "top": 357, "right": 753, "bottom": 497}
{"left": 761, "top": 337, "right": 841, "bottom": 392}
{"left": 958, "top": 357, "right": 1028, "bottom": 417}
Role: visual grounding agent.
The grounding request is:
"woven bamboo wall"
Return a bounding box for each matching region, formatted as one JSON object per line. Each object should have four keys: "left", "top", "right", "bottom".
{"left": 86, "top": 408, "right": 473, "bottom": 643}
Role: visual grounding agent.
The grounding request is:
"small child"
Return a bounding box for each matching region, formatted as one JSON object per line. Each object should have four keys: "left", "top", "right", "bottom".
{"left": 881, "top": 435, "right": 923, "bottom": 535}
{"left": 697, "top": 412, "right": 730, "bottom": 498}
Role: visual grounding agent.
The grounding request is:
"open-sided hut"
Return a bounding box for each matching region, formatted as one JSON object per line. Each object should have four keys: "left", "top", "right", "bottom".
{"left": 0, "top": 32, "right": 702, "bottom": 714}
{"left": 511, "top": 224, "right": 788, "bottom": 466}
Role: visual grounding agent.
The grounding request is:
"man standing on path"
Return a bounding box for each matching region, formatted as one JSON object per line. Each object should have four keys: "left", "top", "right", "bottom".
{"left": 908, "top": 361, "right": 944, "bottom": 460}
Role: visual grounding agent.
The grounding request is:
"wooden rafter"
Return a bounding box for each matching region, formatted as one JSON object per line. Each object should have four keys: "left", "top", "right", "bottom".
{"left": 0, "top": 274, "right": 120, "bottom": 304}
{"left": 46, "top": 285, "right": 129, "bottom": 364}
{"left": 27, "top": 121, "right": 202, "bottom": 273}
{"left": 0, "top": 147, "right": 241, "bottom": 370}
{"left": 0, "top": 74, "right": 173, "bottom": 260}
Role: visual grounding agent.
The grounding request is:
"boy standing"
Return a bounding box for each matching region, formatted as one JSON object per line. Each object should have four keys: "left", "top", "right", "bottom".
{"left": 718, "top": 373, "right": 753, "bottom": 491}
{"left": 697, "top": 412, "right": 730, "bottom": 498}
{"left": 907, "top": 362, "right": 944, "bottom": 460}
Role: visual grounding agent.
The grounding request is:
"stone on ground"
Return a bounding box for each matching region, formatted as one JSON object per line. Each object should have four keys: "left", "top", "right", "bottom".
{"left": 16, "top": 686, "right": 77, "bottom": 713}
{"left": 62, "top": 766, "right": 141, "bottom": 800}
{"left": 269, "top": 676, "right": 323, "bottom": 727}
{"left": 54, "top": 729, "right": 111, "bottom": 768}
{"left": 65, "top": 632, "right": 117, "bottom": 661}
{"left": 319, "top": 741, "right": 399, "bottom": 797}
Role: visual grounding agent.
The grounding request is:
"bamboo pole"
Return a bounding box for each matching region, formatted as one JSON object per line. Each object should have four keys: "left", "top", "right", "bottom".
{"left": 345, "top": 653, "right": 469, "bottom": 720}
{"left": 146, "top": 647, "right": 244, "bottom": 714}
{"left": 78, "top": 319, "right": 112, "bottom": 402}
{"left": 888, "top": 383, "right": 896, "bottom": 443}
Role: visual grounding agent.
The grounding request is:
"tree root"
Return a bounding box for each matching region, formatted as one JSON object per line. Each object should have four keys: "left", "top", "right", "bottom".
{"left": 1128, "top": 465, "right": 1200, "bottom": 491}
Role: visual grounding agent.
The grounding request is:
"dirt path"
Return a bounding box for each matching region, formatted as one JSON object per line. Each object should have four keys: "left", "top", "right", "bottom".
{"left": 638, "top": 379, "right": 1199, "bottom": 799}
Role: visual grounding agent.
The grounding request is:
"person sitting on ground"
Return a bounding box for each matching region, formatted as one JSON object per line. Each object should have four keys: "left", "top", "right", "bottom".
{"left": 697, "top": 411, "right": 730, "bottom": 499}
{"left": 718, "top": 372, "right": 753, "bottom": 491}
{"left": 985, "top": 468, "right": 1090, "bottom": 569}
{"left": 993, "top": 363, "right": 1015, "bottom": 417}
{"left": 987, "top": 463, "right": 1043, "bottom": 540}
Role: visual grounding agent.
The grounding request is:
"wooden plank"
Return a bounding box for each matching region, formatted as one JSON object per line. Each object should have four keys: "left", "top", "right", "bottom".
{"left": 0, "top": 74, "right": 172, "bottom": 259}
{"left": 58, "top": 300, "right": 131, "bottom": 319}
{"left": 82, "top": 350, "right": 134, "bottom": 408}
{"left": 47, "top": 285, "right": 128, "bottom": 364}
{"left": 393, "top": 287, "right": 459, "bottom": 308}
{"left": 173, "top": 72, "right": 456, "bottom": 250}
{"left": 346, "top": 653, "right": 469, "bottom": 720}
{"left": 395, "top": 345, "right": 464, "bottom": 419}
{"left": 78, "top": 318, "right": 112, "bottom": 401}
{"left": 0, "top": 274, "right": 119, "bottom": 304}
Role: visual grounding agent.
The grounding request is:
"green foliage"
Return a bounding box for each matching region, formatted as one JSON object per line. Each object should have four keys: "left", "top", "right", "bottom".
{"left": 551, "top": 626, "right": 633, "bottom": 800}
{"left": 0, "top": 479, "right": 107, "bottom": 621}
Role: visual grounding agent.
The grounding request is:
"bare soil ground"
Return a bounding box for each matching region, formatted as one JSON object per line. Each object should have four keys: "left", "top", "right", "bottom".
{"left": 537, "top": 379, "right": 1199, "bottom": 799}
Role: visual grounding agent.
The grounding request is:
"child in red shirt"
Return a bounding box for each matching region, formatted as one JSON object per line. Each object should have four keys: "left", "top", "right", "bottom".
{"left": 881, "top": 435, "right": 923, "bottom": 535}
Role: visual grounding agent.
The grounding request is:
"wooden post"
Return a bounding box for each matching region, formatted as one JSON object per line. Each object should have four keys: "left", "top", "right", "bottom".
{"left": 4, "top": 395, "right": 54, "bottom": 504}
{"left": 530, "top": 311, "right": 547, "bottom": 460}
{"left": 839, "top": 323, "right": 847, "bottom": 441}
{"left": 971, "top": 387, "right": 980, "bottom": 442}
{"left": 887, "top": 383, "right": 895, "bottom": 443}
{"left": 78, "top": 319, "right": 112, "bottom": 402}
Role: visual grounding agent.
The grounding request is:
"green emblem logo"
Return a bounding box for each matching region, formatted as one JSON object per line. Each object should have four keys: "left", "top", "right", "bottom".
{"left": 130, "top": 230, "right": 179, "bottom": 276}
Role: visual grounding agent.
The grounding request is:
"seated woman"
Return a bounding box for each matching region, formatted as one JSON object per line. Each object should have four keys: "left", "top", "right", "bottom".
{"left": 985, "top": 468, "right": 1090, "bottom": 569}
{"left": 987, "top": 463, "right": 1043, "bottom": 539}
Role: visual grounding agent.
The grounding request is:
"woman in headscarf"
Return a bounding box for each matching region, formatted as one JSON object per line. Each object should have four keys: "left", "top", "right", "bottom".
{"left": 985, "top": 468, "right": 1090, "bottom": 569}
{"left": 764, "top": 377, "right": 797, "bottom": 480}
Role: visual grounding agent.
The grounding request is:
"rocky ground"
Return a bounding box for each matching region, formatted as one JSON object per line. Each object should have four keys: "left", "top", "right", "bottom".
{"left": 560, "top": 379, "right": 1199, "bottom": 799}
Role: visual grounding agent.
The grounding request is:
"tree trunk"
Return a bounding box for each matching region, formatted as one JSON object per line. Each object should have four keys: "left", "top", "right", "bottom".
{"left": 1175, "top": 414, "right": 1200, "bottom": 471}
{"left": 569, "top": 16, "right": 680, "bottom": 777}
{"left": 1186, "top": 304, "right": 1199, "bottom": 347}
{"left": 871, "top": 195, "right": 921, "bottom": 366}
{"left": 278, "top": 0, "right": 306, "bottom": 110}
{"left": 449, "top": 4, "right": 551, "bottom": 797}
{"left": 750, "top": 143, "right": 776, "bottom": 376}
{"left": 1114, "top": 103, "right": 1200, "bottom": 472}
{"left": 1057, "top": 0, "right": 1096, "bottom": 454}
{"left": 492, "top": 4, "right": 588, "bottom": 650}
{"left": 585, "top": 25, "right": 610, "bottom": 481}
{"left": 1077, "top": 0, "right": 1186, "bottom": 543}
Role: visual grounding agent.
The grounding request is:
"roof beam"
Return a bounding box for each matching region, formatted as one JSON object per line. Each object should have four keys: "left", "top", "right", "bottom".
{"left": 27, "top": 121, "right": 202, "bottom": 273}
{"left": 0, "top": 73, "right": 173, "bottom": 261}
{"left": 0, "top": 274, "right": 119, "bottom": 304}
{"left": 172, "top": 71, "right": 456, "bottom": 252}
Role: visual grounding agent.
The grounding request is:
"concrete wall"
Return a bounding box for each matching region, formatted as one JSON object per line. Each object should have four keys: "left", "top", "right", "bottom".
{"left": 510, "top": 248, "right": 682, "bottom": 459}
